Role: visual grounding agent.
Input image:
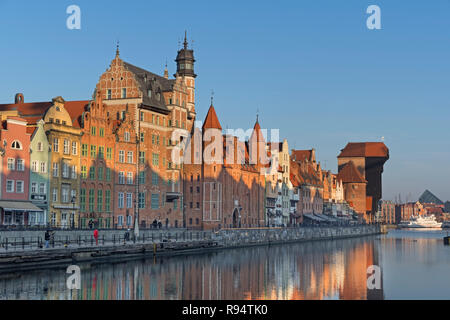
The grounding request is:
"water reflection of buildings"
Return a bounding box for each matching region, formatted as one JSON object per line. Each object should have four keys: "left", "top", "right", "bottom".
{"left": 0, "top": 238, "right": 384, "bottom": 300}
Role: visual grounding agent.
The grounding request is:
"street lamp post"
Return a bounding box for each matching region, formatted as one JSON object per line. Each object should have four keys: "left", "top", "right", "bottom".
{"left": 71, "top": 196, "right": 77, "bottom": 229}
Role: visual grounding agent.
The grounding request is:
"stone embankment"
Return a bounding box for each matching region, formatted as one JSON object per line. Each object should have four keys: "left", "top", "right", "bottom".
{"left": 0, "top": 225, "right": 380, "bottom": 273}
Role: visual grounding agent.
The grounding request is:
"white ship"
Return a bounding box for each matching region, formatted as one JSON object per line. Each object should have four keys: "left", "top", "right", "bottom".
{"left": 398, "top": 215, "right": 442, "bottom": 229}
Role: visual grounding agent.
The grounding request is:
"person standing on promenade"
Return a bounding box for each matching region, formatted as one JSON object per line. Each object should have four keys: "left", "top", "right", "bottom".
{"left": 94, "top": 228, "right": 99, "bottom": 246}
{"left": 44, "top": 230, "right": 50, "bottom": 248}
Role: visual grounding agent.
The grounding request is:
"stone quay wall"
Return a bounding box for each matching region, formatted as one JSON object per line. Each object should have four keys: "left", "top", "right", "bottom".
{"left": 0, "top": 225, "right": 380, "bottom": 273}
{"left": 214, "top": 225, "right": 380, "bottom": 247}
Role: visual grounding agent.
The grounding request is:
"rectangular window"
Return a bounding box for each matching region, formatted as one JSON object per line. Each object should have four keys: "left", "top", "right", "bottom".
{"left": 106, "top": 168, "right": 111, "bottom": 181}
{"left": 139, "top": 171, "right": 145, "bottom": 185}
{"left": 105, "top": 190, "right": 111, "bottom": 212}
{"left": 80, "top": 189, "right": 86, "bottom": 212}
{"left": 118, "top": 215, "right": 123, "bottom": 226}
{"left": 98, "top": 146, "right": 105, "bottom": 159}
{"left": 39, "top": 183, "right": 46, "bottom": 194}
{"left": 6, "top": 180, "right": 15, "bottom": 193}
{"left": 139, "top": 151, "right": 145, "bottom": 164}
{"left": 7, "top": 158, "right": 15, "bottom": 171}
{"left": 64, "top": 139, "right": 70, "bottom": 154}
{"left": 91, "top": 126, "right": 96, "bottom": 136}
{"left": 62, "top": 162, "right": 69, "bottom": 178}
{"left": 81, "top": 166, "right": 87, "bottom": 179}
{"left": 124, "top": 131, "right": 130, "bottom": 142}
{"left": 152, "top": 153, "right": 159, "bottom": 166}
{"left": 126, "top": 193, "right": 133, "bottom": 209}
{"left": 138, "top": 192, "right": 145, "bottom": 209}
{"left": 16, "top": 159, "right": 24, "bottom": 171}
{"left": 53, "top": 138, "right": 59, "bottom": 152}
{"left": 31, "top": 161, "right": 38, "bottom": 173}
{"left": 90, "top": 145, "right": 97, "bottom": 158}
{"left": 122, "top": 88, "right": 127, "bottom": 98}
{"left": 140, "top": 112, "right": 144, "bottom": 121}
{"left": 72, "top": 142, "right": 77, "bottom": 155}
{"left": 97, "top": 190, "right": 103, "bottom": 212}
{"left": 107, "top": 89, "right": 112, "bottom": 100}
{"left": 127, "top": 151, "right": 133, "bottom": 163}
{"left": 119, "top": 172, "right": 125, "bottom": 184}
{"left": 61, "top": 185, "right": 69, "bottom": 203}
{"left": 52, "top": 163, "right": 59, "bottom": 177}
{"left": 99, "top": 128, "right": 104, "bottom": 137}
{"left": 140, "top": 132, "right": 144, "bottom": 142}
{"left": 89, "top": 166, "right": 95, "bottom": 180}
{"left": 152, "top": 172, "right": 158, "bottom": 185}
{"left": 118, "top": 192, "right": 124, "bottom": 209}
{"left": 52, "top": 188, "right": 58, "bottom": 202}
{"left": 89, "top": 189, "right": 95, "bottom": 212}
{"left": 31, "top": 183, "right": 37, "bottom": 194}
{"left": 127, "top": 172, "right": 133, "bottom": 185}
{"left": 82, "top": 144, "right": 88, "bottom": 156}
{"left": 151, "top": 194, "right": 159, "bottom": 209}
{"left": 98, "top": 167, "right": 104, "bottom": 180}
{"left": 127, "top": 215, "right": 132, "bottom": 226}
{"left": 40, "top": 161, "right": 47, "bottom": 173}
{"left": 107, "top": 147, "right": 112, "bottom": 160}
{"left": 71, "top": 166, "right": 77, "bottom": 179}
{"left": 119, "top": 150, "right": 125, "bottom": 163}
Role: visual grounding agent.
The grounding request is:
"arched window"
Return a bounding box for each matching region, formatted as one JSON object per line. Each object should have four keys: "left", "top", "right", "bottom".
{"left": 11, "top": 141, "right": 22, "bottom": 150}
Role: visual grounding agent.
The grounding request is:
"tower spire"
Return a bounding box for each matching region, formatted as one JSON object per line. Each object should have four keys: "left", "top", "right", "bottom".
{"left": 116, "top": 40, "right": 120, "bottom": 57}
{"left": 184, "top": 30, "right": 188, "bottom": 49}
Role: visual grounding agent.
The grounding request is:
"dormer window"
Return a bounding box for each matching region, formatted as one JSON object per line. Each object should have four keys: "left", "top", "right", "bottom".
{"left": 156, "top": 92, "right": 161, "bottom": 101}
{"left": 148, "top": 89, "right": 152, "bottom": 98}
{"left": 56, "top": 106, "right": 61, "bottom": 112}
{"left": 11, "top": 141, "right": 22, "bottom": 150}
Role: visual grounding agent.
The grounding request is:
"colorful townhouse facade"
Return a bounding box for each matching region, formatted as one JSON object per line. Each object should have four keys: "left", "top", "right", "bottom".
{"left": 29, "top": 119, "right": 50, "bottom": 225}
{"left": 0, "top": 116, "right": 43, "bottom": 226}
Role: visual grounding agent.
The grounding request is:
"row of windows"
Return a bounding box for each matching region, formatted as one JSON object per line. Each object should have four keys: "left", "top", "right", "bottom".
{"left": 52, "top": 163, "right": 77, "bottom": 179}
{"left": 81, "top": 144, "right": 113, "bottom": 160}
{"left": 31, "top": 161, "right": 47, "bottom": 173}
{"left": 6, "top": 180, "right": 24, "bottom": 193}
{"left": 80, "top": 189, "right": 111, "bottom": 212}
{"left": 52, "top": 139, "right": 77, "bottom": 155}
{"left": 106, "top": 88, "right": 127, "bottom": 100}
{"left": 81, "top": 166, "right": 112, "bottom": 181}
{"left": 30, "top": 182, "right": 47, "bottom": 195}
{"left": 7, "top": 158, "right": 25, "bottom": 171}
{"left": 52, "top": 187, "right": 76, "bottom": 203}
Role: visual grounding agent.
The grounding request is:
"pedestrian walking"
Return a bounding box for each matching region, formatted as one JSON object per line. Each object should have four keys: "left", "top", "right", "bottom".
{"left": 94, "top": 229, "right": 99, "bottom": 246}
{"left": 44, "top": 230, "right": 50, "bottom": 248}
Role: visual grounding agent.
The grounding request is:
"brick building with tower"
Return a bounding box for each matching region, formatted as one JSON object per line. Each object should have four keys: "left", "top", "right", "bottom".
{"left": 182, "top": 104, "right": 266, "bottom": 230}
{"left": 337, "top": 142, "right": 389, "bottom": 223}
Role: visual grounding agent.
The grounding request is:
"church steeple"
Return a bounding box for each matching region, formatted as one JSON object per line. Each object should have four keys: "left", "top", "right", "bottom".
{"left": 175, "top": 31, "right": 196, "bottom": 78}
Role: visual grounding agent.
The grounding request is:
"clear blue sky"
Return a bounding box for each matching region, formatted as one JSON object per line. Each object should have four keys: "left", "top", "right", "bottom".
{"left": 1, "top": 0, "right": 449, "bottom": 202}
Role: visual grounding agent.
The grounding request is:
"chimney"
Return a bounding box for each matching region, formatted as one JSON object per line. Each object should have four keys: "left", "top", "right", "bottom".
{"left": 15, "top": 93, "right": 24, "bottom": 104}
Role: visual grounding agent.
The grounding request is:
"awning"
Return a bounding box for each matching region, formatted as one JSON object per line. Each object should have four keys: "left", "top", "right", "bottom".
{"left": 303, "top": 214, "right": 325, "bottom": 222}
{"left": 0, "top": 201, "right": 43, "bottom": 212}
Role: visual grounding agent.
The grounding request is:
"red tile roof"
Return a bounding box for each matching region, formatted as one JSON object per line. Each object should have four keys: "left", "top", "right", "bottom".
{"left": 202, "top": 104, "right": 222, "bottom": 130}
{"left": 338, "top": 142, "right": 389, "bottom": 158}
{"left": 337, "top": 161, "right": 366, "bottom": 183}
{"left": 250, "top": 120, "right": 265, "bottom": 143}
{"left": 291, "top": 149, "right": 314, "bottom": 162}
{"left": 65, "top": 101, "right": 89, "bottom": 128}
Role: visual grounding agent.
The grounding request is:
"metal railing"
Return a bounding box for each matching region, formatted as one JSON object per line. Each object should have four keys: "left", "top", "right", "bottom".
{"left": 0, "top": 231, "right": 214, "bottom": 252}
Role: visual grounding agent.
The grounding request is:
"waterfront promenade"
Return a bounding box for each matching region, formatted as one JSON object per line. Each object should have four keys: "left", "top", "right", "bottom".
{"left": 0, "top": 225, "right": 380, "bottom": 273}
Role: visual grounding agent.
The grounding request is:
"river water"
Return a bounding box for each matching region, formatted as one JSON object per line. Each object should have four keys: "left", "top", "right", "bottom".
{"left": 0, "top": 229, "right": 449, "bottom": 300}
